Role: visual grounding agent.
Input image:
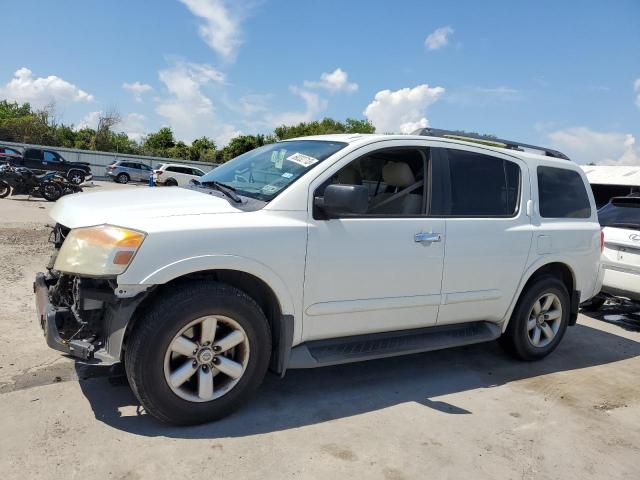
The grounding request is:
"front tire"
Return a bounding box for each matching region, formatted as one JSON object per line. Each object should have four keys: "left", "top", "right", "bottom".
{"left": 125, "top": 281, "right": 272, "bottom": 425}
{"left": 500, "top": 275, "right": 570, "bottom": 361}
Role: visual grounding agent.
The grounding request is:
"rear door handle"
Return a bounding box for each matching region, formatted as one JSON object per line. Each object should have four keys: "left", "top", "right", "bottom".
{"left": 415, "top": 232, "right": 442, "bottom": 243}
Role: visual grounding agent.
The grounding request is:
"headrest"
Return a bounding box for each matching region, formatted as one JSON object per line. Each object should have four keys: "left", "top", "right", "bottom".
{"left": 337, "top": 165, "right": 362, "bottom": 185}
{"left": 382, "top": 162, "right": 415, "bottom": 187}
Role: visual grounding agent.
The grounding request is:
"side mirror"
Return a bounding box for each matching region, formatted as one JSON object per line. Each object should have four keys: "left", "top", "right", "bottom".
{"left": 315, "top": 184, "right": 369, "bottom": 217}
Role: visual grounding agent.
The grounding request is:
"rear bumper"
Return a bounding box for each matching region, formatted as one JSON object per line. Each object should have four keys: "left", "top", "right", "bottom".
{"left": 601, "top": 266, "right": 640, "bottom": 301}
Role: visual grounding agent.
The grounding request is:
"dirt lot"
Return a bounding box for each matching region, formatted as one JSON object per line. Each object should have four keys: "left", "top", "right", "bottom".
{"left": 1, "top": 182, "right": 639, "bottom": 480}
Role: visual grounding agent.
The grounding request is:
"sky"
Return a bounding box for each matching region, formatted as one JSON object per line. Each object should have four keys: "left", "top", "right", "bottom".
{"left": 1, "top": 0, "right": 639, "bottom": 165}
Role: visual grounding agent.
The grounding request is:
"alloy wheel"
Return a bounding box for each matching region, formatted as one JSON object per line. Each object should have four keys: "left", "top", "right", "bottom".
{"left": 527, "top": 293, "right": 562, "bottom": 348}
{"left": 163, "top": 315, "right": 250, "bottom": 402}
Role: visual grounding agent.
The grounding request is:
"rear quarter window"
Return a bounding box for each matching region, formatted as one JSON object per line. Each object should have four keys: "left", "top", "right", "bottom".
{"left": 537, "top": 166, "right": 591, "bottom": 218}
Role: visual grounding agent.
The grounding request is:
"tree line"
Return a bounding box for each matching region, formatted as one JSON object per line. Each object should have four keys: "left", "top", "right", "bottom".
{"left": 0, "top": 100, "right": 375, "bottom": 163}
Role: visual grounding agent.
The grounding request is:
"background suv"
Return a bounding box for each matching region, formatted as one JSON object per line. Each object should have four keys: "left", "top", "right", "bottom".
{"left": 589, "top": 194, "right": 640, "bottom": 307}
{"left": 106, "top": 160, "right": 153, "bottom": 183}
{"left": 35, "top": 131, "right": 601, "bottom": 425}
{"left": 153, "top": 163, "right": 208, "bottom": 186}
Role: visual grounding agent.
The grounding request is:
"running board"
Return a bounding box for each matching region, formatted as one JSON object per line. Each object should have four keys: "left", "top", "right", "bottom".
{"left": 288, "top": 321, "right": 502, "bottom": 369}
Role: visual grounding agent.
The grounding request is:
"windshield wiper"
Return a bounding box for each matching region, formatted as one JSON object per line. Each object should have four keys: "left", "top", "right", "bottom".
{"left": 198, "top": 180, "right": 242, "bottom": 203}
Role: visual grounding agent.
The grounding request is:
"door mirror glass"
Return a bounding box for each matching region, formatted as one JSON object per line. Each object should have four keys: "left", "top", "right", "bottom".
{"left": 315, "top": 184, "right": 369, "bottom": 217}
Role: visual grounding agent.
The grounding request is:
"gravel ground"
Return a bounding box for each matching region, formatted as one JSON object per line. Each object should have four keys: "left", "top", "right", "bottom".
{"left": 0, "top": 183, "right": 639, "bottom": 480}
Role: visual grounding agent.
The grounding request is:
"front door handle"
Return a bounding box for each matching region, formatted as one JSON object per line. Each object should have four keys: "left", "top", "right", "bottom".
{"left": 415, "top": 232, "right": 442, "bottom": 243}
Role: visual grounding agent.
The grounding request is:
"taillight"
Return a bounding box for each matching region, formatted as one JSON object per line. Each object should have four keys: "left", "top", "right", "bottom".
{"left": 600, "top": 230, "right": 605, "bottom": 252}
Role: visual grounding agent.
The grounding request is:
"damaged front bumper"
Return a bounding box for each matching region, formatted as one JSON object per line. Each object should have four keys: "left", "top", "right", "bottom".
{"left": 34, "top": 271, "right": 148, "bottom": 365}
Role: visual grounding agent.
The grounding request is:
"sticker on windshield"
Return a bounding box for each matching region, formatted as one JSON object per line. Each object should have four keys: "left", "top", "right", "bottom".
{"left": 262, "top": 185, "right": 279, "bottom": 194}
{"left": 281, "top": 172, "right": 293, "bottom": 178}
{"left": 271, "top": 150, "right": 286, "bottom": 169}
{"left": 286, "top": 152, "right": 319, "bottom": 168}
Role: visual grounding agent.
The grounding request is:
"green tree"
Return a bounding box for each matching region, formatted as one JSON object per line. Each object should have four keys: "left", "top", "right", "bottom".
{"left": 167, "top": 141, "right": 191, "bottom": 159}
{"left": 221, "top": 134, "right": 275, "bottom": 162}
{"left": 190, "top": 136, "right": 217, "bottom": 161}
{"left": 141, "top": 127, "right": 176, "bottom": 156}
{"left": 274, "top": 117, "right": 375, "bottom": 140}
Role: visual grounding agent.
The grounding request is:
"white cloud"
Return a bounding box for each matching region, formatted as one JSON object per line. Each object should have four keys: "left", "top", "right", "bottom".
{"left": 122, "top": 81, "right": 152, "bottom": 103}
{"left": 425, "top": 26, "right": 454, "bottom": 50}
{"left": 634, "top": 78, "right": 640, "bottom": 108}
{"left": 363, "top": 84, "right": 445, "bottom": 134}
{"left": 237, "top": 93, "right": 271, "bottom": 115}
{"left": 155, "top": 60, "right": 234, "bottom": 144}
{"left": 303, "top": 68, "right": 358, "bottom": 94}
{"left": 179, "top": 0, "right": 243, "bottom": 61}
{"left": 119, "top": 113, "right": 148, "bottom": 141}
{"left": 445, "top": 85, "right": 521, "bottom": 105}
{"left": 265, "top": 86, "right": 327, "bottom": 127}
{"left": 0, "top": 67, "right": 93, "bottom": 107}
{"left": 548, "top": 127, "right": 640, "bottom": 166}
{"left": 75, "top": 111, "right": 102, "bottom": 130}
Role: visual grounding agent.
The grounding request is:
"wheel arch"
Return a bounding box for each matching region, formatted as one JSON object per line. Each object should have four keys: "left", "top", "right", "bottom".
{"left": 501, "top": 260, "right": 577, "bottom": 333}
{"left": 121, "top": 264, "right": 296, "bottom": 375}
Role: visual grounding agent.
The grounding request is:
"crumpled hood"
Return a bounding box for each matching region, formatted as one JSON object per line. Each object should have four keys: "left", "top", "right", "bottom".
{"left": 50, "top": 186, "right": 241, "bottom": 229}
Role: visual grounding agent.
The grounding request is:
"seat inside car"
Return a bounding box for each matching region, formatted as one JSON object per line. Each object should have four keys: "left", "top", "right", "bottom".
{"left": 370, "top": 161, "right": 422, "bottom": 214}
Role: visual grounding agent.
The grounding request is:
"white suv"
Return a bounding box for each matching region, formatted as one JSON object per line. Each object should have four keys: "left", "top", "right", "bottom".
{"left": 589, "top": 195, "right": 640, "bottom": 307}
{"left": 34, "top": 130, "right": 602, "bottom": 425}
{"left": 153, "top": 163, "right": 207, "bottom": 186}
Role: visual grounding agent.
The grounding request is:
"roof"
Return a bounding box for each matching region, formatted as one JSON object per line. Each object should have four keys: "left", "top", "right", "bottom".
{"left": 289, "top": 134, "right": 571, "bottom": 165}
{"left": 580, "top": 165, "right": 640, "bottom": 187}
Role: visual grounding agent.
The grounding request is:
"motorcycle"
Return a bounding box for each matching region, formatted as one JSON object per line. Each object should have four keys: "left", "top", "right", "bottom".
{"left": 0, "top": 165, "right": 64, "bottom": 201}
{"left": 39, "top": 171, "right": 84, "bottom": 196}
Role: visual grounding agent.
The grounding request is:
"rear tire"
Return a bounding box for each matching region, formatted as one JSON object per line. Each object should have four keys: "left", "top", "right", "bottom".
{"left": 125, "top": 281, "right": 272, "bottom": 425}
{"left": 500, "top": 275, "right": 570, "bottom": 361}
{"left": 41, "top": 182, "right": 63, "bottom": 202}
{"left": 0, "top": 180, "right": 10, "bottom": 198}
{"left": 116, "top": 173, "right": 130, "bottom": 184}
{"left": 164, "top": 177, "right": 178, "bottom": 186}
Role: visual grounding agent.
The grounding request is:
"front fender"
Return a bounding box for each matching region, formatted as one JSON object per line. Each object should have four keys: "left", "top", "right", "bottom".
{"left": 119, "top": 254, "right": 297, "bottom": 317}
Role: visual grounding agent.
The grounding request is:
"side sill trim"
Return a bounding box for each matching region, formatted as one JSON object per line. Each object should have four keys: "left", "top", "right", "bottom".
{"left": 442, "top": 289, "right": 502, "bottom": 305}
{"left": 305, "top": 294, "right": 441, "bottom": 316}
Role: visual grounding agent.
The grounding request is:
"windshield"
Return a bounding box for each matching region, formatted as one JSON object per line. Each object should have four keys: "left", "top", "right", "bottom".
{"left": 598, "top": 198, "right": 640, "bottom": 230}
{"left": 199, "top": 140, "right": 347, "bottom": 201}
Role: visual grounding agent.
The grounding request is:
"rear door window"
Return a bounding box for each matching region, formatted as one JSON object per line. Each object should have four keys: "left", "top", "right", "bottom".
{"left": 25, "top": 149, "right": 43, "bottom": 160}
{"left": 433, "top": 148, "right": 521, "bottom": 216}
{"left": 537, "top": 166, "right": 591, "bottom": 218}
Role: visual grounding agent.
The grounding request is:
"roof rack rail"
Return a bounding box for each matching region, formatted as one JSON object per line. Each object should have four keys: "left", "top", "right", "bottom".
{"left": 411, "top": 127, "right": 570, "bottom": 161}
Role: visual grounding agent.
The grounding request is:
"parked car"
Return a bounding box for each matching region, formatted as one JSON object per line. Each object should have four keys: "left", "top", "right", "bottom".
{"left": 587, "top": 195, "right": 640, "bottom": 308}
{"left": 4, "top": 147, "right": 92, "bottom": 185}
{"left": 35, "top": 130, "right": 602, "bottom": 425}
{"left": 106, "top": 160, "right": 153, "bottom": 184}
{"left": 154, "top": 163, "right": 207, "bottom": 186}
{"left": 0, "top": 146, "right": 23, "bottom": 164}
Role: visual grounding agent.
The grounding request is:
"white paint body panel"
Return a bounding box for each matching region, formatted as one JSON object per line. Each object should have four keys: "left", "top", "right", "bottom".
{"left": 600, "top": 226, "right": 640, "bottom": 301}
{"left": 48, "top": 134, "right": 602, "bottom": 348}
